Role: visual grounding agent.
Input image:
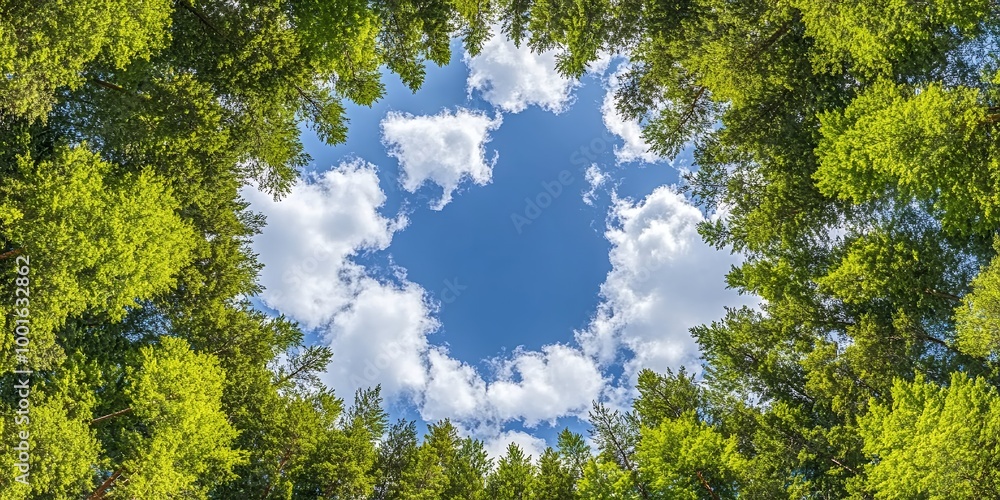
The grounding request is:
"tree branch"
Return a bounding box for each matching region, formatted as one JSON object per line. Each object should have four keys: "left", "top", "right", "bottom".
{"left": 830, "top": 457, "right": 859, "bottom": 476}
{"left": 88, "top": 469, "right": 124, "bottom": 500}
{"left": 89, "top": 78, "right": 126, "bottom": 93}
{"left": 91, "top": 407, "right": 132, "bottom": 425}
{"left": 261, "top": 445, "right": 295, "bottom": 499}
{"left": 923, "top": 287, "right": 962, "bottom": 303}
{"left": 696, "top": 470, "right": 721, "bottom": 500}
{"left": 176, "top": 0, "right": 224, "bottom": 37}
{"left": 0, "top": 247, "right": 22, "bottom": 260}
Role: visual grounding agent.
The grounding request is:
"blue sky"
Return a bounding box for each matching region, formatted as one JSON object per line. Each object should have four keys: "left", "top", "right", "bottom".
{"left": 245, "top": 35, "right": 749, "bottom": 458}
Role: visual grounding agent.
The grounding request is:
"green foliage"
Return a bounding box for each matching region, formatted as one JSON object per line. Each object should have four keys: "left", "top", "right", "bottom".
{"left": 859, "top": 372, "right": 1000, "bottom": 498}
{"left": 576, "top": 459, "right": 641, "bottom": 500}
{"left": 633, "top": 367, "right": 702, "bottom": 427}
{"left": 512, "top": 0, "right": 1000, "bottom": 496}
{"left": 400, "top": 420, "right": 453, "bottom": 497}
{"left": 636, "top": 414, "right": 744, "bottom": 499}
{"left": 815, "top": 80, "right": 999, "bottom": 234}
{"left": 393, "top": 419, "right": 491, "bottom": 499}
{"left": 445, "top": 436, "right": 491, "bottom": 499}
{"left": 372, "top": 419, "right": 420, "bottom": 500}
{"left": 0, "top": 0, "right": 173, "bottom": 120}
{"left": 5, "top": 0, "right": 1000, "bottom": 495}
{"left": 486, "top": 443, "right": 536, "bottom": 499}
{"left": 0, "top": 145, "right": 195, "bottom": 368}
{"left": 534, "top": 447, "right": 575, "bottom": 499}
{"left": 113, "top": 337, "right": 245, "bottom": 498}
{"left": 288, "top": 387, "right": 387, "bottom": 498}
{"left": 956, "top": 241, "right": 1000, "bottom": 357}
{"left": 791, "top": 0, "right": 992, "bottom": 76}
{"left": 1, "top": 357, "right": 102, "bottom": 498}
{"left": 556, "top": 428, "right": 589, "bottom": 485}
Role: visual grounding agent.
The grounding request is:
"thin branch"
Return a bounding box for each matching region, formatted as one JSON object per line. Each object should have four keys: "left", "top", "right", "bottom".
{"left": 696, "top": 470, "right": 721, "bottom": 500}
{"left": 830, "top": 457, "right": 859, "bottom": 476}
{"left": 87, "top": 469, "right": 123, "bottom": 500}
{"left": 89, "top": 78, "right": 126, "bottom": 93}
{"left": 90, "top": 407, "right": 132, "bottom": 425}
{"left": 0, "top": 247, "right": 22, "bottom": 260}
{"left": 176, "top": 0, "right": 224, "bottom": 37}
{"left": 923, "top": 287, "right": 962, "bottom": 303}
{"left": 261, "top": 445, "right": 295, "bottom": 499}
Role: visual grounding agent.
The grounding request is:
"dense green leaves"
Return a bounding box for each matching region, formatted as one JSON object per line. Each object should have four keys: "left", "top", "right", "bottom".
{"left": 6, "top": 0, "right": 1000, "bottom": 496}
{"left": 508, "top": 0, "right": 1000, "bottom": 496}
{"left": 956, "top": 241, "right": 1000, "bottom": 357}
{"left": 815, "top": 80, "right": 1000, "bottom": 234}
{"left": 860, "top": 373, "right": 1000, "bottom": 498}
{"left": 0, "top": 145, "right": 195, "bottom": 368}
{"left": 0, "top": 0, "right": 507, "bottom": 496}
{"left": 636, "top": 415, "right": 744, "bottom": 499}
{"left": 112, "top": 337, "right": 245, "bottom": 498}
{"left": 0, "top": 0, "right": 173, "bottom": 120}
{"left": 486, "top": 443, "right": 535, "bottom": 499}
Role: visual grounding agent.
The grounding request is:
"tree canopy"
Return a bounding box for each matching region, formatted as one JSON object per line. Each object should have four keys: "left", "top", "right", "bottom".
{"left": 4, "top": 0, "right": 1000, "bottom": 496}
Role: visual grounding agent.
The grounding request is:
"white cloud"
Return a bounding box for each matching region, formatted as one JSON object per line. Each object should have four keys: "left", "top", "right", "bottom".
{"left": 601, "top": 64, "right": 663, "bottom": 164}
{"left": 484, "top": 430, "right": 548, "bottom": 464}
{"left": 321, "top": 279, "right": 439, "bottom": 400}
{"left": 381, "top": 108, "right": 502, "bottom": 210}
{"left": 582, "top": 164, "right": 608, "bottom": 206}
{"left": 243, "top": 159, "right": 406, "bottom": 329}
{"left": 248, "top": 158, "right": 605, "bottom": 419}
{"left": 247, "top": 154, "right": 745, "bottom": 442}
{"left": 576, "top": 186, "right": 752, "bottom": 385}
{"left": 466, "top": 29, "right": 579, "bottom": 114}
{"left": 487, "top": 344, "right": 606, "bottom": 426}
{"left": 586, "top": 51, "right": 615, "bottom": 77}
{"left": 420, "top": 343, "right": 605, "bottom": 428}
{"left": 422, "top": 348, "right": 490, "bottom": 422}
{"left": 246, "top": 160, "right": 438, "bottom": 402}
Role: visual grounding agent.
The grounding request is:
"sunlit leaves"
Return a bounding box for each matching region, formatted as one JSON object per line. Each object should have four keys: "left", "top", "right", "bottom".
{"left": 0, "top": 0, "right": 173, "bottom": 120}
{"left": 0, "top": 145, "right": 195, "bottom": 367}
{"left": 860, "top": 373, "right": 1000, "bottom": 498}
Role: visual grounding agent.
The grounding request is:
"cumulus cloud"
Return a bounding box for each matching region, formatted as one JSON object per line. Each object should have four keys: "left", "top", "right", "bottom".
{"left": 582, "top": 164, "right": 608, "bottom": 206}
{"left": 576, "top": 186, "right": 751, "bottom": 384}
{"left": 601, "top": 64, "right": 663, "bottom": 165}
{"left": 422, "top": 348, "right": 490, "bottom": 422}
{"left": 421, "top": 344, "right": 605, "bottom": 428}
{"left": 246, "top": 160, "right": 436, "bottom": 403}
{"left": 321, "top": 279, "right": 439, "bottom": 400}
{"left": 484, "top": 430, "right": 548, "bottom": 464}
{"left": 587, "top": 51, "right": 615, "bottom": 77}
{"left": 248, "top": 158, "right": 605, "bottom": 423}
{"left": 381, "top": 108, "right": 502, "bottom": 210}
{"left": 465, "top": 29, "right": 579, "bottom": 114}
{"left": 486, "top": 344, "right": 606, "bottom": 426}
{"left": 243, "top": 159, "right": 406, "bottom": 329}
{"left": 248, "top": 154, "right": 745, "bottom": 446}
